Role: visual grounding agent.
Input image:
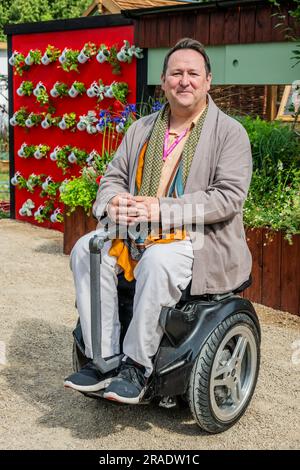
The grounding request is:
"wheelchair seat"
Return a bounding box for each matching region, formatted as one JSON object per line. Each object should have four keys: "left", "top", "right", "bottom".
{"left": 117, "top": 273, "right": 252, "bottom": 302}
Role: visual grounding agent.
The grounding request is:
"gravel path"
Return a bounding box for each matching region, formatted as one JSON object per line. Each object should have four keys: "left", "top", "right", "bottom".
{"left": 0, "top": 219, "right": 299, "bottom": 450}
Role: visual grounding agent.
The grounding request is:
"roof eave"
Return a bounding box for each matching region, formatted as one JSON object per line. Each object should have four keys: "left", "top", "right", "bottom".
{"left": 122, "top": 0, "right": 266, "bottom": 18}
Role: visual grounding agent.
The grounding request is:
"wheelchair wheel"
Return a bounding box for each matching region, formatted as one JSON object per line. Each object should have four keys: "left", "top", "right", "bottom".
{"left": 187, "top": 312, "right": 260, "bottom": 434}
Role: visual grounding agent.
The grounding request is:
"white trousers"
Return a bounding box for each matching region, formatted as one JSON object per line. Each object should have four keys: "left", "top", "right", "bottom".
{"left": 70, "top": 229, "right": 194, "bottom": 375}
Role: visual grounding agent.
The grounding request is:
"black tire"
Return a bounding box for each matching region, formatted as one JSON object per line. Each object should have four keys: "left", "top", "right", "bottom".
{"left": 187, "top": 312, "right": 260, "bottom": 434}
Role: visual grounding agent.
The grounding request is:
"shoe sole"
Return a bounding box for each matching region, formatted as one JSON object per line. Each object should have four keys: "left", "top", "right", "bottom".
{"left": 64, "top": 377, "right": 114, "bottom": 393}
{"left": 103, "top": 390, "right": 144, "bottom": 405}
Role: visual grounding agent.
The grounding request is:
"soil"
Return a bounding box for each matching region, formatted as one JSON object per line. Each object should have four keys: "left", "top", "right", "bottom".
{"left": 0, "top": 219, "right": 299, "bottom": 450}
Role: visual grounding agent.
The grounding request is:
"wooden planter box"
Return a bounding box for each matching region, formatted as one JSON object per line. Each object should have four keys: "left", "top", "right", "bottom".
{"left": 63, "top": 209, "right": 300, "bottom": 316}
{"left": 0, "top": 160, "right": 9, "bottom": 172}
{"left": 63, "top": 207, "right": 97, "bottom": 256}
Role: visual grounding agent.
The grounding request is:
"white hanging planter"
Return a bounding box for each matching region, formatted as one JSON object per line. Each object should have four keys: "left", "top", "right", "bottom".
{"left": 96, "top": 51, "right": 107, "bottom": 63}
{"left": 11, "top": 172, "right": 21, "bottom": 186}
{"left": 34, "top": 148, "right": 43, "bottom": 159}
{"left": 77, "top": 121, "right": 86, "bottom": 131}
{"left": 19, "top": 199, "right": 35, "bottom": 217}
{"left": 68, "top": 86, "right": 79, "bottom": 98}
{"left": 50, "top": 146, "right": 60, "bottom": 161}
{"left": 34, "top": 205, "right": 44, "bottom": 218}
{"left": 117, "top": 50, "right": 127, "bottom": 62}
{"left": 87, "top": 87, "right": 97, "bottom": 98}
{"left": 41, "top": 118, "right": 51, "bottom": 129}
{"left": 41, "top": 176, "right": 52, "bottom": 191}
{"left": 58, "top": 48, "right": 68, "bottom": 64}
{"left": 16, "top": 87, "right": 24, "bottom": 96}
{"left": 41, "top": 53, "right": 51, "bottom": 65}
{"left": 50, "top": 208, "right": 62, "bottom": 223}
{"left": 58, "top": 118, "right": 67, "bottom": 130}
{"left": 33, "top": 82, "right": 46, "bottom": 97}
{"left": 25, "top": 118, "right": 34, "bottom": 128}
{"left": 77, "top": 50, "right": 89, "bottom": 64}
{"left": 9, "top": 116, "right": 17, "bottom": 126}
{"left": 68, "top": 152, "right": 77, "bottom": 164}
{"left": 24, "top": 54, "right": 34, "bottom": 66}
{"left": 17, "top": 143, "right": 27, "bottom": 157}
{"left": 104, "top": 86, "right": 114, "bottom": 98}
{"left": 9, "top": 51, "right": 19, "bottom": 66}
{"left": 50, "top": 85, "right": 59, "bottom": 98}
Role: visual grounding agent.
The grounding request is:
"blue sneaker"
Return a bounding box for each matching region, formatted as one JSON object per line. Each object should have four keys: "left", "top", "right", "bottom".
{"left": 103, "top": 358, "right": 147, "bottom": 404}
{"left": 64, "top": 362, "right": 116, "bottom": 393}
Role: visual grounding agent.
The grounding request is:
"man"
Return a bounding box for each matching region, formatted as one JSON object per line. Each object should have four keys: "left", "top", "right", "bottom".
{"left": 64, "top": 38, "right": 252, "bottom": 404}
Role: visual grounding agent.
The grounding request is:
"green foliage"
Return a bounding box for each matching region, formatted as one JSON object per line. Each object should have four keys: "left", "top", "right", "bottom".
{"left": 235, "top": 115, "right": 300, "bottom": 173}
{"left": 111, "top": 82, "right": 129, "bottom": 104}
{"left": 44, "top": 44, "right": 61, "bottom": 61}
{"left": 19, "top": 80, "right": 33, "bottom": 95}
{"left": 53, "top": 82, "right": 68, "bottom": 97}
{"left": 60, "top": 49, "right": 80, "bottom": 73}
{"left": 22, "top": 144, "right": 36, "bottom": 158}
{"left": 35, "top": 86, "right": 49, "bottom": 105}
{"left": 13, "top": 52, "right": 29, "bottom": 76}
{"left": 0, "top": 0, "right": 91, "bottom": 41}
{"left": 60, "top": 176, "right": 98, "bottom": 215}
{"left": 14, "top": 106, "right": 28, "bottom": 126}
{"left": 236, "top": 115, "right": 300, "bottom": 240}
{"left": 72, "top": 81, "right": 86, "bottom": 94}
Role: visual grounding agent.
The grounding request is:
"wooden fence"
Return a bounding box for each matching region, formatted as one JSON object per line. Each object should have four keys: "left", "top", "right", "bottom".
{"left": 64, "top": 210, "right": 300, "bottom": 316}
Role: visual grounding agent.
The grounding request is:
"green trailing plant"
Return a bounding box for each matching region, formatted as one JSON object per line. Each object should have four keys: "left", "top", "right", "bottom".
{"left": 11, "top": 107, "right": 28, "bottom": 126}
{"left": 96, "top": 44, "right": 121, "bottom": 74}
{"left": 62, "top": 112, "right": 76, "bottom": 129}
{"left": 22, "top": 144, "right": 36, "bottom": 158}
{"left": 69, "top": 81, "right": 86, "bottom": 97}
{"left": 35, "top": 86, "right": 49, "bottom": 105}
{"left": 17, "top": 80, "right": 34, "bottom": 96}
{"left": 25, "top": 49, "right": 42, "bottom": 66}
{"left": 80, "top": 42, "right": 97, "bottom": 59}
{"left": 25, "top": 112, "right": 43, "bottom": 127}
{"left": 43, "top": 45, "right": 61, "bottom": 62}
{"left": 13, "top": 53, "right": 29, "bottom": 76}
{"left": 55, "top": 145, "right": 73, "bottom": 172}
{"left": 34, "top": 200, "right": 55, "bottom": 223}
{"left": 50, "top": 81, "right": 69, "bottom": 98}
{"left": 111, "top": 82, "right": 129, "bottom": 104}
{"left": 26, "top": 174, "right": 44, "bottom": 192}
{"left": 106, "top": 45, "right": 120, "bottom": 74}
{"left": 60, "top": 48, "right": 80, "bottom": 72}
{"left": 40, "top": 180, "right": 61, "bottom": 198}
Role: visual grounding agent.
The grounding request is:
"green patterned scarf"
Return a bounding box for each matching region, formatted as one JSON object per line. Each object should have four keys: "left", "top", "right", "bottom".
{"left": 139, "top": 103, "right": 208, "bottom": 197}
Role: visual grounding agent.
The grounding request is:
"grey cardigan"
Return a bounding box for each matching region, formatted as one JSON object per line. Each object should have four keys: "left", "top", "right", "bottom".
{"left": 93, "top": 95, "right": 252, "bottom": 295}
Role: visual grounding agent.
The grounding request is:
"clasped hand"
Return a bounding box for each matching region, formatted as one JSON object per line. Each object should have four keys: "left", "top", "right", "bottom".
{"left": 107, "top": 193, "right": 160, "bottom": 225}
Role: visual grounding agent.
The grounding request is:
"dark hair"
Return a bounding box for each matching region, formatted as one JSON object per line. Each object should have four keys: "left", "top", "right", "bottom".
{"left": 162, "top": 38, "right": 211, "bottom": 77}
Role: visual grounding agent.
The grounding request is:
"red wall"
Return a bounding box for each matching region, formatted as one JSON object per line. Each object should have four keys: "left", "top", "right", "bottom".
{"left": 12, "top": 24, "right": 136, "bottom": 231}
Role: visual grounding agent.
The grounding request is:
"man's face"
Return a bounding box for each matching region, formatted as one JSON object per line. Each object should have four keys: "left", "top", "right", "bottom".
{"left": 161, "top": 49, "right": 212, "bottom": 113}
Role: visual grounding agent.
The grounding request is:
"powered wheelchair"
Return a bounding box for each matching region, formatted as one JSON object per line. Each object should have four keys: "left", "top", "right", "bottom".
{"left": 72, "top": 231, "right": 261, "bottom": 434}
